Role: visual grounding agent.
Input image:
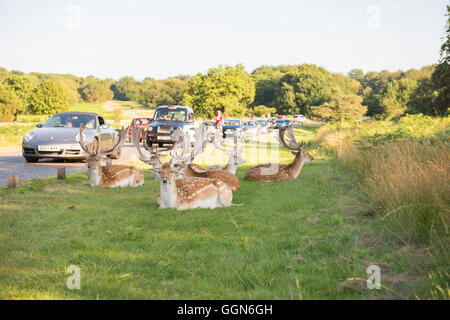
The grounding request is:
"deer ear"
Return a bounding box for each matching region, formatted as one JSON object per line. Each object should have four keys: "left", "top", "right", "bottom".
{"left": 291, "top": 151, "right": 297, "bottom": 155}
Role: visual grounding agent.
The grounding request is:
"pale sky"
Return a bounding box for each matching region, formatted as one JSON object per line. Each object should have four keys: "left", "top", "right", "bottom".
{"left": 0, "top": 0, "right": 447, "bottom": 80}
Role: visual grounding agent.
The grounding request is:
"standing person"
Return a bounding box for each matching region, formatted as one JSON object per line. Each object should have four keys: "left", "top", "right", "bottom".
{"left": 215, "top": 110, "right": 223, "bottom": 131}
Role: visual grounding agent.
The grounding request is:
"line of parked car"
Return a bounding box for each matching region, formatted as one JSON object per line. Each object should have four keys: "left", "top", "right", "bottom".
{"left": 21, "top": 104, "right": 308, "bottom": 162}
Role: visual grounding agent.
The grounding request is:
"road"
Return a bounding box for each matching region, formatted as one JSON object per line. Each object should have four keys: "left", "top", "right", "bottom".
{"left": 0, "top": 143, "right": 140, "bottom": 186}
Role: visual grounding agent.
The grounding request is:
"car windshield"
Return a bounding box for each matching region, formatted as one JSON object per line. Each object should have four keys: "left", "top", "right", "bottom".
{"left": 244, "top": 121, "right": 256, "bottom": 127}
{"left": 44, "top": 114, "right": 97, "bottom": 128}
{"left": 154, "top": 108, "right": 186, "bottom": 122}
{"left": 134, "top": 118, "right": 152, "bottom": 125}
{"left": 224, "top": 120, "right": 240, "bottom": 126}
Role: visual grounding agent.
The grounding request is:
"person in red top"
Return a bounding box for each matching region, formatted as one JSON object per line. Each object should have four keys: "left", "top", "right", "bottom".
{"left": 214, "top": 110, "right": 224, "bottom": 134}
{"left": 215, "top": 110, "right": 223, "bottom": 125}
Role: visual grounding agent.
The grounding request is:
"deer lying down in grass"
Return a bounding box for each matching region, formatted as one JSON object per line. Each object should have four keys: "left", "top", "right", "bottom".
{"left": 178, "top": 126, "right": 241, "bottom": 191}
{"left": 244, "top": 127, "right": 314, "bottom": 182}
{"left": 156, "top": 133, "right": 233, "bottom": 210}
{"left": 79, "top": 124, "right": 144, "bottom": 188}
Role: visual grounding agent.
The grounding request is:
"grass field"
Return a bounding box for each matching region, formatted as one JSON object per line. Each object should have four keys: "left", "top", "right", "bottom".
{"left": 0, "top": 126, "right": 444, "bottom": 299}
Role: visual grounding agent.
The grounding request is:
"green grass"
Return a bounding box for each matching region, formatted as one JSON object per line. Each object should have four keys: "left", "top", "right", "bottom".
{"left": 0, "top": 126, "right": 441, "bottom": 299}
{"left": 0, "top": 124, "right": 36, "bottom": 148}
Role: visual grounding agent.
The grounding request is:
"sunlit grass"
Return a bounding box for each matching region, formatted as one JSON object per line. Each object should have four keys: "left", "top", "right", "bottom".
{"left": 0, "top": 125, "right": 444, "bottom": 299}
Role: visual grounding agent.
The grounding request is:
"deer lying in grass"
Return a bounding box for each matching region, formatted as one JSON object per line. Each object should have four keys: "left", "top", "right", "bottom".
{"left": 156, "top": 132, "right": 233, "bottom": 210}
{"left": 244, "top": 127, "right": 314, "bottom": 182}
{"left": 179, "top": 126, "right": 241, "bottom": 191}
{"left": 79, "top": 124, "right": 144, "bottom": 188}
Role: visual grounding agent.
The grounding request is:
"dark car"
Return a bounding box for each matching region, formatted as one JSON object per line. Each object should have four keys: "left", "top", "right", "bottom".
{"left": 22, "top": 112, "right": 122, "bottom": 162}
{"left": 145, "top": 105, "right": 195, "bottom": 147}
{"left": 222, "top": 119, "right": 242, "bottom": 138}
{"left": 273, "top": 119, "right": 292, "bottom": 129}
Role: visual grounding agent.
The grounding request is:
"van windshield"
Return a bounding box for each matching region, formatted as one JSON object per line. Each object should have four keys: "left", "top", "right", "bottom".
{"left": 154, "top": 108, "right": 187, "bottom": 122}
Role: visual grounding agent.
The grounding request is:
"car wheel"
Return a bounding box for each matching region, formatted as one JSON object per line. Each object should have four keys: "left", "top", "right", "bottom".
{"left": 24, "top": 156, "right": 39, "bottom": 163}
{"left": 109, "top": 147, "right": 121, "bottom": 159}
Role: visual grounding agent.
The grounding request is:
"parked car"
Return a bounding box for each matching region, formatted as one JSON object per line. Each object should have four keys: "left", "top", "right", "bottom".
{"left": 273, "top": 119, "right": 292, "bottom": 129}
{"left": 242, "top": 120, "right": 259, "bottom": 137}
{"left": 222, "top": 119, "right": 242, "bottom": 138}
{"left": 292, "top": 114, "right": 306, "bottom": 124}
{"left": 128, "top": 117, "right": 153, "bottom": 142}
{"left": 145, "top": 105, "right": 195, "bottom": 147}
{"left": 255, "top": 119, "right": 270, "bottom": 134}
{"left": 22, "top": 112, "right": 122, "bottom": 162}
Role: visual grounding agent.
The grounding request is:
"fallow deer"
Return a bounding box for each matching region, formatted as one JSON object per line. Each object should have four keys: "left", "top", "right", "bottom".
{"left": 79, "top": 124, "right": 144, "bottom": 188}
{"left": 179, "top": 126, "right": 241, "bottom": 191}
{"left": 244, "top": 127, "right": 314, "bottom": 182}
{"left": 156, "top": 132, "right": 233, "bottom": 210}
{"left": 131, "top": 125, "right": 162, "bottom": 180}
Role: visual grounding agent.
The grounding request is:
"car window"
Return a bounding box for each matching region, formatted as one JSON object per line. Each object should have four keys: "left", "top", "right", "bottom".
{"left": 224, "top": 120, "right": 240, "bottom": 126}
{"left": 154, "top": 108, "right": 187, "bottom": 122}
{"left": 98, "top": 117, "right": 105, "bottom": 126}
{"left": 43, "top": 114, "right": 97, "bottom": 128}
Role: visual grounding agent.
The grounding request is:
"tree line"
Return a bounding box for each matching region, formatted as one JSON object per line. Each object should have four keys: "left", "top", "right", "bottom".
{"left": 1, "top": 6, "right": 448, "bottom": 122}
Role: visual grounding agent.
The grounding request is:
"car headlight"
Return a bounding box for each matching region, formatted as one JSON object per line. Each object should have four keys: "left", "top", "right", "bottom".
{"left": 23, "top": 131, "right": 35, "bottom": 143}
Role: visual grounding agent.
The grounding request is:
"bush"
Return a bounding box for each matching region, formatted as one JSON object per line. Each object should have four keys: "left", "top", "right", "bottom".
{"left": 0, "top": 83, "right": 22, "bottom": 121}
{"left": 28, "top": 81, "right": 70, "bottom": 115}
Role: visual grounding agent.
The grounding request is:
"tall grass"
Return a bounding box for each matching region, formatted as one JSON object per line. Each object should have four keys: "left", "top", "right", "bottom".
{"left": 317, "top": 115, "right": 450, "bottom": 257}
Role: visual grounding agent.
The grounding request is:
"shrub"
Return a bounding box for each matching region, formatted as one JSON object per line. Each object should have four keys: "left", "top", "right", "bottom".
{"left": 28, "top": 81, "right": 70, "bottom": 115}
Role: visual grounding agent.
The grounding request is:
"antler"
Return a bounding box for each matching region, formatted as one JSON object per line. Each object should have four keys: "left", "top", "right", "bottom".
{"left": 79, "top": 124, "right": 97, "bottom": 155}
{"left": 100, "top": 126, "right": 128, "bottom": 155}
{"left": 131, "top": 125, "right": 162, "bottom": 177}
{"left": 190, "top": 126, "right": 208, "bottom": 161}
{"left": 277, "top": 127, "right": 307, "bottom": 151}
{"left": 170, "top": 128, "right": 192, "bottom": 167}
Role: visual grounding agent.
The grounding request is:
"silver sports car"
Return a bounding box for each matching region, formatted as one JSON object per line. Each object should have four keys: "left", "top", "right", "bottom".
{"left": 22, "top": 112, "right": 122, "bottom": 162}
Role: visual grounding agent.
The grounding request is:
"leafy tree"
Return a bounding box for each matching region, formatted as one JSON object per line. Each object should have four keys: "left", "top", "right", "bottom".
{"left": 275, "top": 64, "right": 338, "bottom": 115}
{"left": 79, "top": 79, "right": 113, "bottom": 103}
{"left": 3, "top": 75, "right": 34, "bottom": 117}
{"left": 431, "top": 5, "right": 450, "bottom": 115}
{"left": 183, "top": 65, "right": 255, "bottom": 119}
{"left": 333, "top": 73, "right": 362, "bottom": 95}
{"left": 113, "top": 76, "right": 139, "bottom": 101}
{"left": 311, "top": 95, "right": 367, "bottom": 121}
{"left": 380, "top": 79, "right": 417, "bottom": 118}
{"left": 28, "top": 81, "right": 70, "bottom": 115}
{"left": 407, "top": 78, "right": 438, "bottom": 115}
{"left": 0, "top": 83, "right": 22, "bottom": 121}
{"left": 348, "top": 69, "right": 364, "bottom": 84}
{"left": 252, "top": 105, "right": 276, "bottom": 117}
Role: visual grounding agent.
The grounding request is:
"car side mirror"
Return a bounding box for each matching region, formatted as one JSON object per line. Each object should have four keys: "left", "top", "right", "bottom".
{"left": 36, "top": 123, "right": 43, "bottom": 128}
{"left": 100, "top": 123, "right": 110, "bottom": 129}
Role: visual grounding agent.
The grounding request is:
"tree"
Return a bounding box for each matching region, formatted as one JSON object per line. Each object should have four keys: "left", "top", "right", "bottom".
{"left": 407, "top": 78, "right": 438, "bottom": 115}
{"left": 79, "top": 79, "right": 114, "bottom": 103}
{"left": 113, "top": 76, "right": 139, "bottom": 101}
{"left": 28, "top": 81, "right": 70, "bottom": 115}
{"left": 380, "top": 79, "right": 417, "bottom": 118}
{"left": 311, "top": 95, "right": 367, "bottom": 121}
{"left": 0, "top": 83, "right": 22, "bottom": 121}
{"left": 183, "top": 65, "right": 255, "bottom": 119}
{"left": 3, "top": 75, "right": 34, "bottom": 117}
{"left": 275, "top": 64, "right": 338, "bottom": 115}
{"left": 348, "top": 69, "right": 364, "bottom": 84}
{"left": 431, "top": 5, "right": 450, "bottom": 115}
{"left": 252, "top": 105, "right": 276, "bottom": 117}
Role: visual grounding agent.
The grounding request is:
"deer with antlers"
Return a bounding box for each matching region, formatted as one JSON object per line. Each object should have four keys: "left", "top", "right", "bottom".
{"left": 79, "top": 124, "right": 144, "bottom": 188}
{"left": 244, "top": 127, "right": 314, "bottom": 182}
{"left": 131, "top": 125, "right": 234, "bottom": 210}
{"left": 179, "top": 126, "right": 241, "bottom": 191}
